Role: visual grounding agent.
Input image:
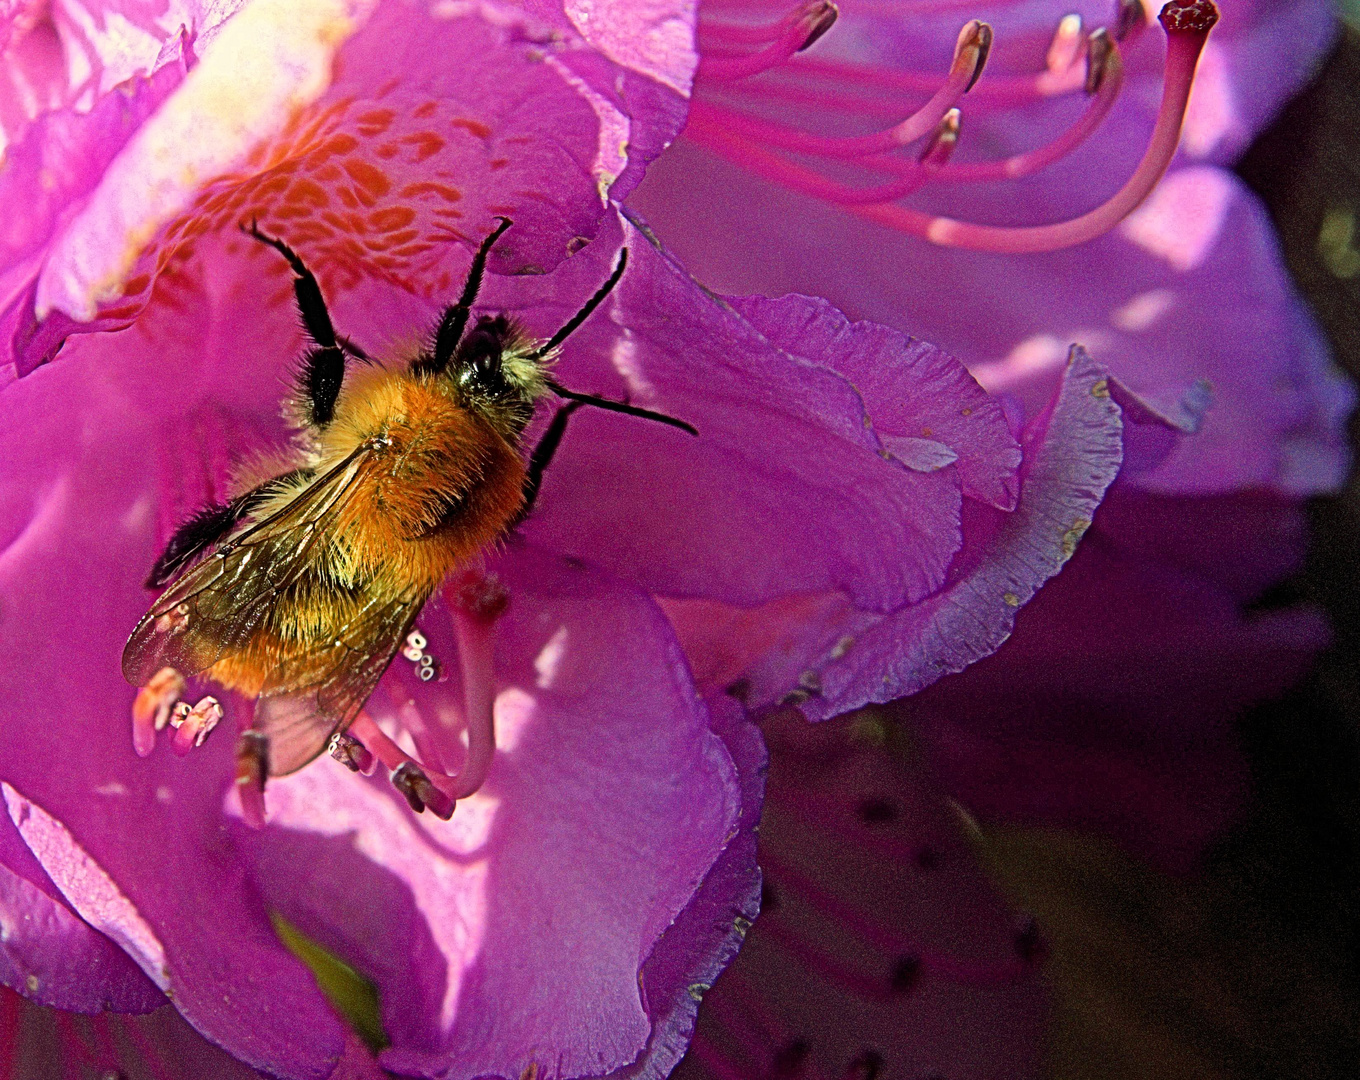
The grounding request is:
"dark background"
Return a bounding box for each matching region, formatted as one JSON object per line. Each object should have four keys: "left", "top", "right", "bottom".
{"left": 978, "top": 23, "right": 1360, "bottom": 1078}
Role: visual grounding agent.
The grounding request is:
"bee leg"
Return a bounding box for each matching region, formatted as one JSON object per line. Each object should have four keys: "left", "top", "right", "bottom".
{"left": 421, "top": 216, "right": 513, "bottom": 376}
{"left": 146, "top": 467, "right": 311, "bottom": 588}
{"left": 240, "top": 221, "right": 366, "bottom": 427}
{"left": 146, "top": 499, "right": 248, "bottom": 588}
{"left": 513, "top": 400, "right": 584, "bottom": 527}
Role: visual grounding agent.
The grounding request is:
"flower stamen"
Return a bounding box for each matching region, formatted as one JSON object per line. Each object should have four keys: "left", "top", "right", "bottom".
{"left": 168, "top": 695, "right": 222, "bottom": 754}
{"left": 131, "top": 665, "right": 185, "bottom": 756}
{"left": 687, "top": 106, "right": 959, "bottom": 205}
{"left": 234, "top": 730, "right": 269, "bottom": 830}
{"left": 855, "top": 1, "right": 1216, "bottom": 251}
{"left": 696, "top": 20, "right": 987, "bottom": 160}
{"left": 327, "top": 731, "right": 376, "bottom": 773}
{"left": 688, "top": 1, "right": 1216, "bottom": 253}
{"left": 699, "top": 1, "right": 840, "bottom": 81}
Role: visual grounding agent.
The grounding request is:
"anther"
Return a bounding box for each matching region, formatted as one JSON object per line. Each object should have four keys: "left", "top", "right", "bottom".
{"left": 1046, "top": 14, "right": 1084, "bottom": 76}
{"left": 798, "top": 0, "right": 838, "bottom": 52}
{"left": 328, "top": 731, "right": 375, "bottom": 774}
{"left": 234, "top": 730, "right": 269, "bottom": 829}
{"left": 890, "top": 954, "right": 922, "bottom": 993}
{"left": 919, "top": 108, "right": 960, "bottom": 165}
{"left": 1085, "top": 28, "right": 1114, "bottom": 95}
{"left": 772, "top": 1040, "right": 811, "bottom": 1077}
{"left": 855, "top": 797, "right": 898, "bottom": 825}
{"left": 131, "top": 666, "right": 184, "bottom": 756}
{"left": 957, "top": 20, "right": 992, "bottom": 92}
{"left": 168, "top": 696, "right": 222, "bottom": 754}
{"left": 1114, "top": 0, "right": 1147, "bottom": 40}
{"left": 391, "top": 761, "right": 454, "bottom": 820}
{"left": 1013, "top": 916, "right": 1045, "bottom": 963}
{"left": 853, "top": 0, "right": 1216, "bottom": 251}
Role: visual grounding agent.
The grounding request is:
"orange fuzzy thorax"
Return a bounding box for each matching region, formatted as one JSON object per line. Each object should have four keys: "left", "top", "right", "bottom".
{"left": 204, "top": 363, "right": 526, "bottom": 700}
{"left": 319, "top": 364, "right": 526, "bottom": 589}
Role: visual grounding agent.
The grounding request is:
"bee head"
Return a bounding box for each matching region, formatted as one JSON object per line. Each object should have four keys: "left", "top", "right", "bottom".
{"left": 451, "top": 313, "right": 545, "bottom": 434}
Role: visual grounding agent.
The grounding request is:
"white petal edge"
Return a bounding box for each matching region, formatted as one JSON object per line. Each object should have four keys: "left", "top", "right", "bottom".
{"left": 2, "top": 782, "right": 170, "bottom": 991}
{"left": 36, "top": 0, "right": 381, "bottom": 321}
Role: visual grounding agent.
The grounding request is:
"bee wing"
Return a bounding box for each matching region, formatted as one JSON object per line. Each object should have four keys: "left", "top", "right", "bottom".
{"left": 121, "top": 449, "right": 371, "bottom": 687}
{"left": 253, "top": 589, "right": 426, "bottom": 775}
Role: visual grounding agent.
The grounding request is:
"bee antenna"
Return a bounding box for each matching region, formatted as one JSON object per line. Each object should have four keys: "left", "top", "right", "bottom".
{"left": 429, "top": 217, "right": 514, "bottom": 373}
{"left": 543, "top": 378, "right": 697, "bottom": 436}
{"left": 528, "top": 247, "right": 628, "bottom": 361}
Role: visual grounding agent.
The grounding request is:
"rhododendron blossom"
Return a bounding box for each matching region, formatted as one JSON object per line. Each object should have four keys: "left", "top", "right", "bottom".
{"left": 0, "top": 1, "right": 1144, "bottom": 1079}
{"left": 626, "top": 3, "right": 1350, "bottom": 1080}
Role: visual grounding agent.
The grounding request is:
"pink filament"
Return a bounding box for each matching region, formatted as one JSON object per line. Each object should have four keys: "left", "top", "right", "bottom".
{"left": 685, "top": 107, "right": 946, "bottom": 205}
{"left": 131, "top": 709, "right": 157, "bottom": 758}
{"left": 885, "top": 37, "right": 1125, "bottom": 184}
{"left": 236, "top": 778, "right": 267, "bottom": 830}
{"left": 778, "top": 53, "right": 1084, "bottom": 106}
{"left": 852, "top": 8, "right": 1212, "bottom": 251}
{"left": 757, "top": 917, "right": 907, "bottom": 1001}
{"left": 122, "top": 1017, "right": 178, "bottom": 1080}
{"left": 699, "top": 1, "right": 825, "bottom": 48}
{"left": 441, "top": 596, "right": 498, "bottom": 800}
{"left": 348, "top": 712, "right": 454, "bottom": 816}
{"left": 695, "top": 20, "right": 982, "bottom": 158}
{"left": 690, "top": 1033, "right": 757, "bottom": 1080}
{"left": 0, "top": 991, "right": 18, "bottom": 1079}
{"left": 762, "top": 854, "right": 1031, "bottom": 984}
{"left": 348, "top": 571, "right": 502, "bottom": 810}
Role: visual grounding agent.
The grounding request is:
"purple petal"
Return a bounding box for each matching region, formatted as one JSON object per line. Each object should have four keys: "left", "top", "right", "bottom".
{"left": 0, "top": 809, "right": 164, "bottom": 1014}
{"left": 631, "top": 151, "right": 1352, "bottom": 496}
{"left": 727, "top": 294, "right": 1021, "bottom": 509}
{"left": 509, "top": 215, "right": 968, "bottom": 612}
{"left": 664, "top": 345, "right": 1125, "bottom": 718}
{"left": 0, "top": 250, "right": 358, "bottom": 1078}
{"left": 900, "top": 486, "right": 1326, "bottom": 876}
{"left": 17, "top": 0, "right": 698, "bottom": 373}
{"left": 236, "top": 546, "right": 752, "bottom": 1080}
{"left": 616, "top": 693, "right": 765, "bottom": 1080}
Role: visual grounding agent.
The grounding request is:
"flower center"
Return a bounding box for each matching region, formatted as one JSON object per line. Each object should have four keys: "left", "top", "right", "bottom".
{"left": 687, "top": 0, "right": 1219, "bottom": 252}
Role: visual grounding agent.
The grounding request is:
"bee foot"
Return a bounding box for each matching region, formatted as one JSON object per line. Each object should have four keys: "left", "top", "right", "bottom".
{"left": 130, "top": 667, "right": 186, "bottom": 757}
{"left": 168, "top": 696, "right": 223, "bottom": 755}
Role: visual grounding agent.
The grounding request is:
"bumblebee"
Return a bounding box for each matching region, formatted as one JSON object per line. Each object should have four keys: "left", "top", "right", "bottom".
{"left": 122, "top": 219, "right": 692, "bottom": 779}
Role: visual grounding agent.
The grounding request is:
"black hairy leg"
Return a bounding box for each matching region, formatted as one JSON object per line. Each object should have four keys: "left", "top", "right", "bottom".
{"left": 146, "top": 469, "right": 312, "bottom": 588}
{"left": 511, "top": 400, "right": 584, "bottom": 528}
{"left": 417, "top": 217, "right": 513, "bottom": 377}
{"left": 241, "top": 222, "right": 367, "bottom": 427}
